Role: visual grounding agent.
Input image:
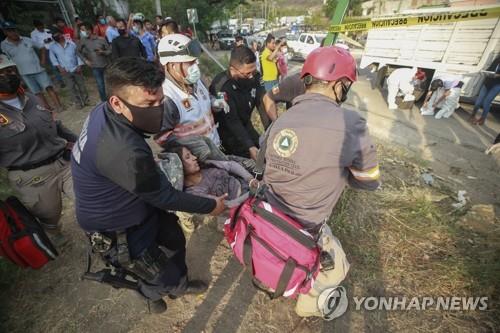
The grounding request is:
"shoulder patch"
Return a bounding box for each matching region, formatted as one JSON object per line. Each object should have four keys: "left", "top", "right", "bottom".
{"left": 0, "top": 113, "right": 9, "bottom": 126}
{"left": 273, "top": 128, "right": 299, "bottom": 158}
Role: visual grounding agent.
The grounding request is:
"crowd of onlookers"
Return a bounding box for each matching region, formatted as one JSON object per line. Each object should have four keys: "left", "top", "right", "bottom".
{"left": 0, "top": 14, "right": 191, "bottom": 110}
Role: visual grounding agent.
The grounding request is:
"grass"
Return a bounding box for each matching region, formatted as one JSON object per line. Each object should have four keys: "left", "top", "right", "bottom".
{"left": 326, "top": 143, "right": 500, "bottom": 332}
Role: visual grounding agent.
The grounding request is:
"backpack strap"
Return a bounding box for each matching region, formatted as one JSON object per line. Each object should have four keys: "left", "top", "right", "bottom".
{"left": 253, "top": 122, "right": 274, "bottom": 179}
{"left": 242, "top": 224, "right": 298, "bottom": 299}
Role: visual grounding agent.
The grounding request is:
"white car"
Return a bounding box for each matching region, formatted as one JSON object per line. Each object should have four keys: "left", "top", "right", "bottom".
{"left": 288, "top": 32, "right": 326, "bottom": 60}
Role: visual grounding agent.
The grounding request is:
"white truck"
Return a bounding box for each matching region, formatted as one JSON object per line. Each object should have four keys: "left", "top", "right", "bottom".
{"left": 288, "top": 32, "right": 326, "bottom": 60}
{"left": 360, "top": 5, "right": 500, "bottom": 100}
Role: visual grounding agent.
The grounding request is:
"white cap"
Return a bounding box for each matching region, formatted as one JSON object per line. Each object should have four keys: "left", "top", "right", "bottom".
{"left": 157, "top": 34, "right": 197, "bottom": 65}
{"left": 0, "top": 54, "right": 16, "bottom": 70}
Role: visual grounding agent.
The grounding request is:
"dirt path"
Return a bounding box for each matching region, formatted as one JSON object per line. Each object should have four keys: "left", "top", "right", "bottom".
{"left": 1, "top": 70, "right": 498, "bottom": 333}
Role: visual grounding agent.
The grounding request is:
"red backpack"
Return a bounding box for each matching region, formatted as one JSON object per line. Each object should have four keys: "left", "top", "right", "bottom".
{"left": 0, "top": 197, "right": 58, "bottom": 269}
{"left": 224, "top": 190, "right": 320, "bottom": 299}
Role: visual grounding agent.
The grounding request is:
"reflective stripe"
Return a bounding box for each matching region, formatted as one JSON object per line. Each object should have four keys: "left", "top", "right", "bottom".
{"left": 349, "top": 165, "right": 380, "bottom": 180}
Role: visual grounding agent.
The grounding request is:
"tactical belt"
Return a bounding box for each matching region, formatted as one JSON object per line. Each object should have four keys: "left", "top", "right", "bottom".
{"left": 8, "top": 149, "right": 65, "bottom": 171}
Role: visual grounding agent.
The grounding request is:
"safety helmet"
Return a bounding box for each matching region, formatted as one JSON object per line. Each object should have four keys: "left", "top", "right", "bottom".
{"left": 430, "top": 79, "right": 443, "bottom": 91}
{"left": 301, "top": 46, "right": 357, "bottom": 83}
{"left": 157, "top": 34, "right": 202, "bottom": 65}
{"left": 132, "top": 12, "right": 145, "bottom": 22}
{"left": 0, "top": 54, "right": 16, "bottom": 70}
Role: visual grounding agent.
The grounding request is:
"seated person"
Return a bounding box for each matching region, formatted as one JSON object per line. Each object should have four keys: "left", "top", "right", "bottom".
{"left": 168, "top": 145, "right": 257, "bottom": 208}
{"left": 421, "top": 78, "right": 463, "bottom": 119}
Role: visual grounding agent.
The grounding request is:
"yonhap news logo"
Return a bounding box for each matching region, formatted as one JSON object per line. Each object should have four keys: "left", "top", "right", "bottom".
{"left": 317, "top": 288, "right": 488, "bottom": 320}
{"left": 353, "top": 296, "right": 489, "bottom": 311}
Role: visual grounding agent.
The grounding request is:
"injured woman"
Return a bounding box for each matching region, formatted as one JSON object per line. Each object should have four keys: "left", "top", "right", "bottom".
{"left": 167, "top": 145, "right": 258, "bottom": 208}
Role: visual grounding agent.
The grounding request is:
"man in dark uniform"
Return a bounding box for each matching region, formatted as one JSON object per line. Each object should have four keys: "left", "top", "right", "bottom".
{"left": 71, "top": 57, "right": 226, "bottom": 313}
{"left": 0, "top": 54, "right": 75, "bottom": 247}
{"left": 209, "top": 46, "right": 266, "bottom": 160}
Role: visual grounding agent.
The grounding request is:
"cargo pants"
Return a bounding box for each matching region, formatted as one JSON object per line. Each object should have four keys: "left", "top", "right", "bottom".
{"left": 7, "top": 157, "right": 73, "bottom": 231}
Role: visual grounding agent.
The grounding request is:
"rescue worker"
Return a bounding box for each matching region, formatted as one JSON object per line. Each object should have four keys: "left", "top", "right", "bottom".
{"left": 71, "top": 57, "right": 226, "bottom": 314}
{"left": 386, "top": 67, "right": 426, "bottom": 110}
{"left": 155, "top": 33, "right": 227, "bottom": 161}
{"left": 263, "top": 46, "right": 380, "bottom": 318}
{"left": 0, "top": 54, "right": 76, "bottom": 247}
{"left": 262, "top": 72, "right": 305, "bottom": 122}
{"left": 420, "top": 78, "right": 463, "bottom": 119}
{"left": 209, "top": 46, "right": 266, "bottom": 160}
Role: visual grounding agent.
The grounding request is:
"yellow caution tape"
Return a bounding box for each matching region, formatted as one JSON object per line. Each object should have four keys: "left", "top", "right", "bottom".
{"left": 329, "top": 6, "right": 500, "bottom": 33}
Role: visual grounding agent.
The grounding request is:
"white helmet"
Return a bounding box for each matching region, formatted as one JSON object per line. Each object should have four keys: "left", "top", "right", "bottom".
{"left": 158, "top": 33, "right": 202, "bottom": 65}
{"left": 132, "top": 12, "right": 145, "bottom": 22}
{"left": 0, "top": 54, "right": 16, "bottom": 70}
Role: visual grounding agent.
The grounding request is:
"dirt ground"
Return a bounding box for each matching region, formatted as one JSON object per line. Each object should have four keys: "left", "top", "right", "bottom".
{"left": 0, "top": 66, "right": 499, "bottom": 333}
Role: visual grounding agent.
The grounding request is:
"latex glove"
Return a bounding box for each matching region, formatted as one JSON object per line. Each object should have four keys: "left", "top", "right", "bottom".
{"left": 212, "top": 98, "right": 230, "bottom": 114}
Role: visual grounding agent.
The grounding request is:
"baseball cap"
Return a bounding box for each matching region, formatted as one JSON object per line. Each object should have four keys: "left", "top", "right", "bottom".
{"left": 0, "top": 54, "right": 16, "bottom": 70}
{"left": 1, "top": 21, "right": 17, "bottom": 30}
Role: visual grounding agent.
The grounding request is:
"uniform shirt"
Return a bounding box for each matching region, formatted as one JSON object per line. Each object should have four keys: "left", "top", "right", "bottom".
{"left": 162, "top": 76, "right": 220, "bottom": 145}
{"left": 30, "top": 28, "right": 54, "bottom": 50}
{"left": 209, "top": 70, "right": 266, "bottom": 157}
{"left": 71, "top": 103, "right": 215, "bottom": 254}
{"left": 49, "top": 40, "right": 84, "bottom": 72}
{"left": 261, "top": 47, "right": 278, "bottom": 82}
{"left": 130, "top": 30, "right": 156, "bottom": 62}
{"left": 111, "top": 35, "right": 146, "bottom": 59}
{"left": 0, "top": 92, "right": 77, "bottom": 169}
{"left": 77, "top": 35, "right": 111, "bottom": 68}
{"left": 105, "top": 26, "right": 119, "bottom": 43}
{"left": 266, "top": 73, "right": 305, "bottom": 109}
{"left": 264, "top": 93, "right": 380, "bottom": 228}
{"left": 1, "top": 37, "right": 44, "bottom": 75}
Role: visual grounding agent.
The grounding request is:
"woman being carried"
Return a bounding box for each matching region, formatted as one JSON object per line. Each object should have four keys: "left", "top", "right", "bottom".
{"left": 169, "top": 145, "right": 257, "bottom": 208}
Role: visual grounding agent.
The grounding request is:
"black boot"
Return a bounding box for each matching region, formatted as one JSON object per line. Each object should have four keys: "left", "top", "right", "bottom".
{"left": 184, "top": 280, "right": 208, "bottom": 295}
{"left": 148, "top": 299, "right": 167, "bottom": 314}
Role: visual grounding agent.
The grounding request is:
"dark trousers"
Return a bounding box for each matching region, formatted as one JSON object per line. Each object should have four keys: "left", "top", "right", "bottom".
{"left": 125, "top": 212, "right": 188, "bottom": 301}
{"left": 92, "top": 67, "right": 106, "bottom": 102}
{"left": 62, "top": 71, "right": 89, "bottom": 107}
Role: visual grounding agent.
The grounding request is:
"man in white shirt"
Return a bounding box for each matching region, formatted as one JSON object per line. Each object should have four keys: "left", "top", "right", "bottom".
{"left": 30, "top": 20, "right": 65, "bottom": 87}
{"left": 1, "top": 21, "right": 62, "bottom": 111}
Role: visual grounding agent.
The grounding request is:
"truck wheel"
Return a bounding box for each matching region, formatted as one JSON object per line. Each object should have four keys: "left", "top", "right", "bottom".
{"left": 376, "top": 66, "right": 388, "bottom": 90}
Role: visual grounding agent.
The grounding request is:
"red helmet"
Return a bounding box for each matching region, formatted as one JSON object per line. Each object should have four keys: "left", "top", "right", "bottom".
{"left": 301, "top": 46, "right": 357, "bottom": 82}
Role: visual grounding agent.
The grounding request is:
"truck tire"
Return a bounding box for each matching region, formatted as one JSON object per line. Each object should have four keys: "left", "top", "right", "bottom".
{"left": 376, "top": 66, "right": 388, "bottom": 90}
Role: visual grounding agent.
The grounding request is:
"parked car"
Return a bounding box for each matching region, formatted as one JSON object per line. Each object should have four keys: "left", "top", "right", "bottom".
{"left": 218, "top": 31, "right": 235, "bottom": 50}
{"left": 287, "top": 32, "right": 326, "bottom": 60}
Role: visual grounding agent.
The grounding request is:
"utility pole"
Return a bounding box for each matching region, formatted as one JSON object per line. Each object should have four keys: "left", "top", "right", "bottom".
{"left": 155, "top": 0, "right": 162, "bottom": 16}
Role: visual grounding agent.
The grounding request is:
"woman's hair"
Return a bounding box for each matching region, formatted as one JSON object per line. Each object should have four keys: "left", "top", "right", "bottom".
{"left": 166, "top": 144, "right": 185, "bottom": 161}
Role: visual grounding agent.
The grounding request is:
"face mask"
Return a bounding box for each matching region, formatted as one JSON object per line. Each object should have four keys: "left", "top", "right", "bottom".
{"left": 132, "top": 26, "right": 140, "bottom": 33}
{"left": 236, "top": 77, "right": 255, "bottom": 90}
{"left": 333, "top": 81, "right": 351, "bottom": 105}
{"left": 184, "top": 63, "right": 201, "bottom": 85}
{"left": 0, "top": 73, "right": 21, "bottom": 94}
{"left": 80, "top": 31, "right": 88, "bottom": 38}
{"left": 120, "top": 98, "right": 164, "bottom": 134}
{"left": 99, "top": 18, "right": 106, "bottom": 25}
{"left": 118, "top": 28, "right": 127, "bottom": 35}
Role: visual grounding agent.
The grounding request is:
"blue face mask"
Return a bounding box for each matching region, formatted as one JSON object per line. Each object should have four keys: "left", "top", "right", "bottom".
{"left": 99, "top": 18, "right": 106, "bottom": 25}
